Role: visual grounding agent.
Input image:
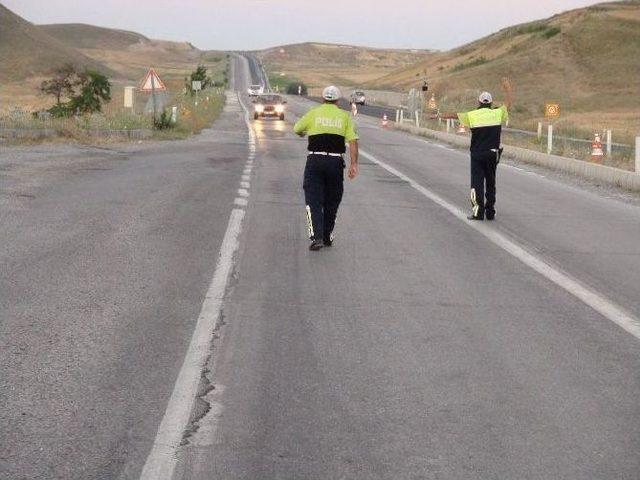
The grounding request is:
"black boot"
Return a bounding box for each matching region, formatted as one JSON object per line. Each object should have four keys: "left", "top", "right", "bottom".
{"left": 309, "top": 239, "right": 324, "bottom": 251}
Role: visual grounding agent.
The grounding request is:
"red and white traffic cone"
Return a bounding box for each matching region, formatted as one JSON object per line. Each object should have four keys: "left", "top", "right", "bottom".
{"left": 591, "top": 133, "right": 604, "bottom": 163}
{"left": 382, "top": 114, "right": 388, "bottom": 128}
{"left": 457, "top": 122, "right": 466, "bottom": 134}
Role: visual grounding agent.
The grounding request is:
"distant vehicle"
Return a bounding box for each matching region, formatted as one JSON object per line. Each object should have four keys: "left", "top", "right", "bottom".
{"left": 350, "top": 90, "right": 366, "bottom": 106}
{"left": 253, "top": 94, "right": 287, "bottom": 121}
{"left": 248, "top": 84, "right": 264, "bottom": 96}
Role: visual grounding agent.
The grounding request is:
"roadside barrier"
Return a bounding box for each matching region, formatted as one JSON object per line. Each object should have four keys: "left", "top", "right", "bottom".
{"left": 393, "top": 122, "right": 640, "bottom": 192}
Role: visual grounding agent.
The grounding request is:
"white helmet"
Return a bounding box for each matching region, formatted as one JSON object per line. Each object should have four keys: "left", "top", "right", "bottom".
{"left": 322, "top": 85, "right": 341, "bottom": 102}
{"left": 479, "top": 91, "right": 493, "bottom": 104}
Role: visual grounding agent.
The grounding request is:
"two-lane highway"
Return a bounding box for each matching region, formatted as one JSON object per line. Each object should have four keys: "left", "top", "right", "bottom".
{"left": 170, "top": 56, "right": 640, "bottom": 479}
{"left": 1, "top": 54, "right": 639, "bottom": 480}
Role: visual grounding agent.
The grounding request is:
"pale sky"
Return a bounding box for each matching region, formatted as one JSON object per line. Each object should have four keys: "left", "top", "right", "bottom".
{"left": 2, "top": 0, "right": 614, "bottom": 51}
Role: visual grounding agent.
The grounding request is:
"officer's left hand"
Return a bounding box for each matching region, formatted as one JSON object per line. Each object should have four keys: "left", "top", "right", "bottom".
{"left": 348, "top": 163, "right": 359, "bottom": 179}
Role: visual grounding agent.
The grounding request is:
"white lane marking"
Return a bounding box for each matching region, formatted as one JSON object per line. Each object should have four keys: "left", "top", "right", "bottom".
{"left": 237, "top": 188, "right": 249, "bottom": 198}
{"left": 242, "top": 175, "right": 251, "bottom": 182}
{"left": 240, "top": 181, "right": 251, "bottom": 189}
{"left": 138, "top": 209, "right": 245, "bottom": 480}
{"left": 140, "top": 81, "right": 257, "bottom": 480}
{"left": 234, "top": 198, "right": 248, "bottom": 207}
{"left": 360, "top": 150, "right": 640, "bottom": 340}
{"left": 243, "top": 169, "right": 252, "bottom": 175}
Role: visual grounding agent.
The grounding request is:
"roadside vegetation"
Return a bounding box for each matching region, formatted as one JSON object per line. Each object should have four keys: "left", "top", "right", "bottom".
{"left": 1, "top": 61, "right": 228, "bottom": 145}
{"left": 268, "top": 73, "right": 308, "bottom": 95}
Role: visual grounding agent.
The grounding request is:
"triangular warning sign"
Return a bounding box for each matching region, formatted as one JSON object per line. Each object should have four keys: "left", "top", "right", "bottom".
{"left": 139, "top": 69, "right": 167, "bottom": 92}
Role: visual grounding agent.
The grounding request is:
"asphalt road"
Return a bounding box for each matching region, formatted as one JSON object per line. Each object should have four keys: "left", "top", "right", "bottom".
{"left": 1, "top": 55, "right": 639, "bottom": 480}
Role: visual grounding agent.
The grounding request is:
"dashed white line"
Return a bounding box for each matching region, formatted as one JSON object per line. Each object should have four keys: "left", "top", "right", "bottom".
{"left": 139, "top": 81, "right": 259, "bottom": 480}
{"left": 240, "top": 181, "right": 251, "bottom": 189}
{"left": 360, "top": 149, "right": 640, "bottom": 341}
{"left": 242, "top": 175, "right": 251, "bottom": 181}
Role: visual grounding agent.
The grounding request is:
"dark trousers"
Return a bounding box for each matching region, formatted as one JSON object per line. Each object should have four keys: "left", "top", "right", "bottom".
{"left": 303, "top": 154, "right": 344, "bottom": 242}
{"left": 470, "top": 150, "right": 499, "bottom": 218}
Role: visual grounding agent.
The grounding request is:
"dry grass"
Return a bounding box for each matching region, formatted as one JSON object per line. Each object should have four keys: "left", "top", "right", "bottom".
{"left": 0, "top": 8, "right": 228, "bottom": 115}
{"left": 371, "top": 1, "right": 640, "bottom": 137}
{"left": 257, "top": 43, "right": 434, "bottom": 89}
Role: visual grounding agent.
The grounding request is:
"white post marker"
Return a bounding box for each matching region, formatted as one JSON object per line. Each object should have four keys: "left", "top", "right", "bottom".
{"left": 124, "top": 86, "right": 135, "bottom": 109}
{"left": 446, "top": 119, "right": 451, "bottom": 133}
{"left": 636, "top": 137, "right": 640, "bottom": 173}
{"left": 537, "top": 122, "right": 542, "bottom": 140}
{"left": 400, "top": 109, "right": 404, "bottom": 123}
{"left": 395, "top": 109, "right": 400, "bottom": 124}
{"left": 415, "top": 111, "right": 420, "bottom": 128}
{"left": 171, "top": 106, "right": 177, "bottom": 124}
{"left": 606, "top": 130, "right": 612, "bottom": 156}
{"left": 547, "top": 124, "right": 553, "bottom": 155}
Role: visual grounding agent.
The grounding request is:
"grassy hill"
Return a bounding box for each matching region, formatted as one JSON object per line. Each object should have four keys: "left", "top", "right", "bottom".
{"left": 257, "top": 42, "right": 434, "bottom": 88}
{"left": 0, "top": 5, "right": 110, "bottom": 82}
{"left": 370, "top": 1, "right": 640, "bottom": 135}
{"left": 41, "top": 24, "right": 149, "bottom": 50}
{"left": 41, "top": 23, "right": 214, "bottom": 82}
{"left": 0, "top": 5, "right": 228, "bottom": 113}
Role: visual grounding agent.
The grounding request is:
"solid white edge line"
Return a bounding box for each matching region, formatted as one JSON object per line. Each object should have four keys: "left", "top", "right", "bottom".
{"left": 138, "top": 209, "right": 245, "bottom": 480}
{"left": 359, "top": 149, "right": 640, "bottom": 340}
{"left": 139, "top": 61, "right": 256, "bottom": 480}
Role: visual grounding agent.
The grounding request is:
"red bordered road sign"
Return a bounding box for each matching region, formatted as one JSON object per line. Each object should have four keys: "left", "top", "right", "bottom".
{"left": 139, "top": 69, "right": 167, "bottom": 92}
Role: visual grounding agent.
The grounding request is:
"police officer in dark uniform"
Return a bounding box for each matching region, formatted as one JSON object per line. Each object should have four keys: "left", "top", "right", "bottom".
{"left": 457, "top": 78, "right": 513, "bottom": 221}
{"left": 294, "top": 86, "right": 359, "bottom": 251}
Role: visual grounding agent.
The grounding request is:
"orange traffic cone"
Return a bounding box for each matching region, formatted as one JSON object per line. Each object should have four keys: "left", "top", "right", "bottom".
{"left": 591, "top": 133, "right": 604, "bottom": 163}
{"left": 382, "top": 114, "right": 388, "bottom": 128}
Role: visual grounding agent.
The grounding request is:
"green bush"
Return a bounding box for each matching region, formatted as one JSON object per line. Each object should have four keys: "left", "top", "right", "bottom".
{"left": 286, "top": 83, "right": 308, "bottom": 95}
{"left": 542, "top": 27, "right": 561, "bottom": 39}
{"left": 153, "top": 110, "right": 174, "bottom": 130}
{"left": 452, "top": 56, "right": 488, "bottom": 72}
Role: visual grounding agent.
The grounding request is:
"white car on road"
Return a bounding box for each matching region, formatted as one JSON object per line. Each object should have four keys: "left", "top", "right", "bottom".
{"left": 247, "top": 84, "right": 264, "bottom": 97}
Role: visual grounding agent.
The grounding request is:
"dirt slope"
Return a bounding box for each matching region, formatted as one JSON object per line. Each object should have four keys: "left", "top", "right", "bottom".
{"left": 371, "top": 1, "right": 640, "bottom": 133}
{"left": 257, "top": 42, "right": 434, "bottom": 87}
{"left": 0, "top": 5, "right": 110, "bottom": 82}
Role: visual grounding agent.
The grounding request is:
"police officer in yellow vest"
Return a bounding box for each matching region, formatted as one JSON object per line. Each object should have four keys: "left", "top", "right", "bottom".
{"left": 457, "top": 79, "right": 512, "bottom": 221}
{"left": 294, "top": 86, "right": 359, "bottom": 251}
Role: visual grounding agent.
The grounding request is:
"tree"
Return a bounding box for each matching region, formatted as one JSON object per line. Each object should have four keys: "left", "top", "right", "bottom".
{"left": 43, "top": 66, "right": 111, "bottom": 117}
{"left": 40, "top": 64, "right": 80, "bottom": 106}
{"left": 69, "top": 70, "right": 112, "bottom": 114}
{"left": 184, "top": 65, "right": 213, "bottom": 96}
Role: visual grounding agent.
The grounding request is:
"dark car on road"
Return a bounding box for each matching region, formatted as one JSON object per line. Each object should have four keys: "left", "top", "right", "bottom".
{"left": 253, "top": 94, "right": 287, "bottom": 121}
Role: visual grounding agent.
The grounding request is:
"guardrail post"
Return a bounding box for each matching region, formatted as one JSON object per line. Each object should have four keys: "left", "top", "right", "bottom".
{"left": 415, "top": 112, "right": 420, "bottom": 128}
{"left": 395, "top": 109, "right": 400, "bottom": 123}
{"left": 400, "top": 109, "right": 404, "bottom": 123}
{"left": 537, "top": 122, "right": 542, "bottom": 140}
{"left": 636, "top": 137, "right": 640, "bottom": 173}
{"left": 606, "top": 130, "right": 612, "bottom": 156}
{"left": 547, "top": 125, "right": 553, "bottom": 154}
{"left": 446, "top": 119, "right": 451, "bottom": 133}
